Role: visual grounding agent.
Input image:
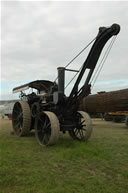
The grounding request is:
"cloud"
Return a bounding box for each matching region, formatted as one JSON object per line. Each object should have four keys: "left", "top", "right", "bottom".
{"left": 1, "top": 1, "right": 128, "bottom": 100}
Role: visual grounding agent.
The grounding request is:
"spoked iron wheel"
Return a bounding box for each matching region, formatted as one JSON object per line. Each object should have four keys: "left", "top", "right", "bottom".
{"left": 69, "top": 111, "right": 92, "bottom": 141}
{"left": 12, "top": 101, "right": 31, "bottom": 136}
{"left": 35, "top": 111, "right": 60, "bottom": 146}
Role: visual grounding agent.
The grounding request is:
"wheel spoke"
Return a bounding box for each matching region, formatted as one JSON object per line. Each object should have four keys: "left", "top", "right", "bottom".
{"left": 42, "top": 133, "right": 50, "bottom": 145}
{"left": 45, "top": 122, "right": 51, "bottom": 129}
{"left": 19, "top": 112, "right": 23, "bottom": 117}
{"left": 39, "top": 118, "right": 44, "bottom": 123}
{"left": 14, "top": 122, "right": 21, "bottom": 129}
{"left": 13, "top": 118, "right": 19, "bottom": 121}
{"left": 80, "top": 129, "right": 84, "bottom": 139}
{"left": 13, "top": 119, "right": 20, "bottom": 124}
{"left": 80, "top": 120, "right": 85, "bottom": 125}
{"left": 74, "top": 128, "right": 79, "bottom": 136}
{"left": 43, "top": 121, "right": 47, "bottom": 129}
{"left": 82, "top": 128, "right": 87, "bottom": 131}
{"left": 13, "top": 109, "right": 20, "bottom": 115}
{"left": 78, "top": 130, "right": 82, "bottom": 139}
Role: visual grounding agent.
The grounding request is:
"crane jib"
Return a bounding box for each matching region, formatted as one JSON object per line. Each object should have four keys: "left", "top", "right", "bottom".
{"left": 68, "top": 24, "right": 120, "bottom": 101}
{"left": 85, "top": 25, "right": 120, "bottom": 69}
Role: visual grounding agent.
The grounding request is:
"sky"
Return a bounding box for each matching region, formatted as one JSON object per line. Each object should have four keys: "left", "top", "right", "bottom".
{"left": 1, "top": 0, "right": 128, "bottom": 100}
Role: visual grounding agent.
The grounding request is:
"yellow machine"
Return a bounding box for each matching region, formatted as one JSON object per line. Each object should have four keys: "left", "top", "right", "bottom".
{"left": 104, "top": 112, "right": 128, "bottom": 127}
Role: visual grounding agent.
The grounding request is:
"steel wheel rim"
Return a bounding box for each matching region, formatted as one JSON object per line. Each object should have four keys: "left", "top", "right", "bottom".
{"left": 35, "top": 111, "right": 60, "bottom": 146}
{"left": 36, "top": 113, "right": 51, "bottom": 146}
{"left": 69, "top": 111, "right": 92, "bottom": 141}
{"left": 74, "top": 118, "right": 87, "bottom": 140}
{"left": 72, "top": 113, "right": 87, "bottom": 140}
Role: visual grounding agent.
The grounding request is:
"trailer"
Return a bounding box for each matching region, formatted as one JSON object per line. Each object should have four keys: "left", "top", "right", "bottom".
{"left": 79, "top": 88, "right": 128, "bottom": 127}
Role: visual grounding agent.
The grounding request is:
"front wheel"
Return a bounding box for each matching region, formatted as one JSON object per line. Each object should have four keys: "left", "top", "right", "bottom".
{"left": 69, "top": 111, "right": 92, "bottom": 141}
{"left": 35, "top": 111, "right": 60, "bottom": 146}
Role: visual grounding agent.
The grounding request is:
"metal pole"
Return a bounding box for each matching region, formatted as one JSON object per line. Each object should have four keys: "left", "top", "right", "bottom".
{"left": 57, "top": 67, "right": 65, "bottom": 95}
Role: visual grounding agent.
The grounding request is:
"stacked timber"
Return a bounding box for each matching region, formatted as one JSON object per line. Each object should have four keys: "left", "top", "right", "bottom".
{"left": 79, "top": 88, "right": 128, "bottom": 113}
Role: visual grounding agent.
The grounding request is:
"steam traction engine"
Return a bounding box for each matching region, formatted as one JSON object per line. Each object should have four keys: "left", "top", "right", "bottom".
{"left": 12, "top": 24, "right": 120, "bottom": 146}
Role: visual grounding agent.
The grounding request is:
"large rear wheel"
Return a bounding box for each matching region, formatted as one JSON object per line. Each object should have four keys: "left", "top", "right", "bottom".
{"left": 35, "top": 111, "right": 60, "bottom": 146}
{"left": 69, "top": 111, "right": 92, "bottom": 141}
{"left": 12, "top": 101, "right": 31, "bottom": 136}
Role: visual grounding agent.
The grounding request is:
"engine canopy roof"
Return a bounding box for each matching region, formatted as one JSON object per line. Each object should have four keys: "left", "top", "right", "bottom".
{"left": 13, "top": 80, "right": 55, "bottom": 93}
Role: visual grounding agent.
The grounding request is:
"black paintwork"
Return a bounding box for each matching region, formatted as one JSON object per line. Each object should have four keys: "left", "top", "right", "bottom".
{"left": 13, "top": 24, "right": 120, "bottom": 132}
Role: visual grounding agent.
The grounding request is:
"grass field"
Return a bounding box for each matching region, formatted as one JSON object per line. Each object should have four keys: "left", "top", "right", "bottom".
{"left": 0, "top": 119, "right": 128, "bottom": 193}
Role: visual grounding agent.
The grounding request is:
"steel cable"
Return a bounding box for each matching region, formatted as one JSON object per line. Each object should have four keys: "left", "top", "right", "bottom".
{"left": 90, "top": 36, "right": 117, "bottom": 89}
{"left": 54, "top": 37, "right": 97, "bottom": 82}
